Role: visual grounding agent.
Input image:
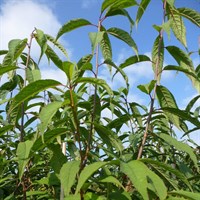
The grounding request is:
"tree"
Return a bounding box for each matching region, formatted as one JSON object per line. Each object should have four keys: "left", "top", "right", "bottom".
{"left": 0, "top": 0, "right": 200, "bottom": 199}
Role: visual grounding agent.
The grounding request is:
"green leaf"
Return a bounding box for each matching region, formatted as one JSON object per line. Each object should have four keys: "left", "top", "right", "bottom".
{"left": 8, "top": 79, "right": 61, "bottom": 114}
{"left": 35, "top": 29, "right": 48, "bottom": 63}
{"left": 169, "top": 12, "right": 187, "bottom": 47}
{"left": 105, "top": 9, "right": 134, "bottom": 33}
{"left": 158, "top": 133, "right": 198, "bottom": 170}
{"left": 32, "top": 128, "right": 67, "bottom": 151}
{"left": 38, "top": 101, "right": 63, "bottom": 135}
{"left": 185, "top": 95, "right": 200, "bottom": 112}
{"left": 103, "top": 59, "right": 128, "bottom": 88}
{"left": 156, "top": 85, "right": 180, "bottom": 128}
{"left": 107, "top": 27, "right": 138, "bottom": 56}
{"left": 76, "top": 77, "right": 113, "bottom": 97}
{"left": 64, "top": 195, "right": 81, "bottom": 200}
{"left": 141, "top": 158, "right": 192, "bottom": 191}
{"left": 169, "top": 190, "right": 200, "bottom": 200}
{"left": 152, "top": 36, "right": 164, "bottom": 83}
{"left": 129, "top": 102, "right": 143, "bottom": 127}
{"left": 101, "top": 0, "right": 137, "bottom": 14}
{"left": 0, "top": 66, "right": 18, "bottom": 76}
{"left": 84, "top": 192, "right": 106, "bottom": 200}
{"left": 176, "top": 8, "right": 200, "bottom": 27}
{"left": 0, "top": 125, "right": 14, "bottom": 137}
{"left": 113, "top": 55, "right": 150, "bottom": 77}
{"left": 99, "top": 176, "right": 125, "bottom": 189}
{"left": 62, "top": 61, "right": 74, "bottom": 81}
{"left": 75, "top": 162, "right": 107, "bottom": 194}
{"left": 56, "top": 18, "right": 92, "bottom": 40}
{"left": 120, "top": 160, "right": 167, "bottom": 200}
{"left": 137, "top": 80, "right": 156, "bottom": 95}
{"left": 26, "top": 68, "right": 41, "bottom": 83}
{"left": 108, "top": 191, "right": 131, "bottom": 200}
{"left": 136, "top": 0, "right": 151, "bottom": 25}
{"left": 89, "top": 32, "right": 104, "bottom": 54}
{"left": 45, "top": 44, "right": 63, "bottom": 69}
{"left": 45, "top": 34, "right": 69, "bottom": 60}
{"left": 100, "top": 30, "right": 112, "bottom": 60}
{"left": 60, "top": 161, "right": 80, "bottom": 196}
{"left": 17, "top": 140, "right": 34, "bottom": 179}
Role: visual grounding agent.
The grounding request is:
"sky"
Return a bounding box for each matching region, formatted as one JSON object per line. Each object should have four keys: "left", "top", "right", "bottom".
{"left": 0, "top": 0, "right": 200, "bottom": 145}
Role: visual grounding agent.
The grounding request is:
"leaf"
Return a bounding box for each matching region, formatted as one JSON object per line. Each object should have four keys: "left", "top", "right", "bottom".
{"left": 60, "top": 161, "right": 80, "bottom": 196}
{"left": 0, "top": 66, "right": 18, "bottom": 76}
{"left": 17, "top": 140, "right": 34, "bottom": 179}
{"left": 64, "top": 195, "right": 81, "bottom": 200}
{"left": 45, "top": 34, "right": 69, "bottom": 60}
{"left": 185, "top": 95, "right": 200, "bottom": 112}
{"left": 45, "top": 44, "right": 63, "bottom": 69}
{"left": 176, "top": 8, "right": 200, "bottom": 27}
{"left": 136, "top": 0, "right": 151, "bottom": 25}
{"left": 89, "top": 32, "right": 104, "bottom": 54}
{"left": 108, "top": 191, "right": 132, "bottom": 200}
{"left": 76, "top": 77, "right": 113, "bottom": 97}
{"left": 32, "top": 128, "right": 67, "bottom": 151}
{"left": 62, "top": 61, "right": 74, "bottom": 81}
{"left": 95, "top": 123, "right": 123, "bottom": 152}
{"left": 129, "top": 102, "right": 143, "bottom": 127}
{"left": 107, "top": 27, "right": 138, "bottom": 56}
{"left": 158, "top": 133, "right": 198, "bottom": 170}
{"left": 35, "top": 29, "right": 47, "bottom": 63}
{"left": 113, "top": 55, "right": 150, "bottom": 77}
{"left": 141, "top": 158, "right": 192, "bottom": 191}
{"left": 156, "top": 85, "right": 180, "bottom": 128}
{"left": 56, "top": 18, "right": 92, "bottom": 40}
{"left": 137, "top": 80, "right": 156, "bottom": 95}
{"left": 99, "top": 176, "right": 125, "bottom": 189}
{"left": 103, "top": 59, "right": 128, "bottom": 88}
{"left": 75, "top": 162, "right": 107, "bottom": 194}
{"left": 84, "top": 192, "right": 106, "bottom": 200}
{"left": 170, "top": 12, "right": 187, "bottom": 47}
{"left": 8, "top": 79, "right": 61, "bottom": 114}
{"left": 101, "top": 0, "right": 137, "bottom": 14}
{"left": 152, "top": 36, "right": 164, "bottom": 83}
{"left": 26, "top": 68, "right": 41, "bottom": 83}
{"left": 38, "top": 101, "right": 63, "bottom": 135}
{"left": 120, "top": 160, "right": 167, "bottom": 200}
{"left": 100, "top": 30, "right": 112, "bottom": 60}
{"left": 105, "top": 9, "right": 134, "bottom": 33}
{"left": 169, "top": 190, "right": 200, "bottom": 200}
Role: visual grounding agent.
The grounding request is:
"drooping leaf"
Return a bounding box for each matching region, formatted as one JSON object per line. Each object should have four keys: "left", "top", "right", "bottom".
{"left": 0, "top": 125, "right": 14, "bottom": 137}
{"left": 120, "top": 160, "right": 167, "bottom": 200}
{"left": 185, "top": 95, "right": 200, "bottom": 112}
{"left": 152, "top": 36, "right": 164, "bottom": 83}
{"left": 62, "top": 61, "right": 74, "bottom": 81}
{"left": 158, "top": 133, "right": 198, "bottom": 170}
{"left": 168, "top": 9, "right": 187, "bottom": 47}
{"left": 129, "top": 102, "right": 143, "bottom": 127}
{"left": 38, "top": 101, "right": 63, "bottom": 135}
{"left": 35, "top": 29, "right": 48, "bottom": 63}
{"left": 156, "top": 85, "right": 180, "bottom": 128}
{"left": 17, "top": 140, "right": 34, "bottom": 179}
{"left": 89, "top": 32, "right": 104, "bottom": 54}
{"left": 8, "top": 79, "right": 61, "bottom": 114}
{"left": 136, "top": 0, "right": 151, "bottom": 25}
{"left": 45, "top": 34, "right": 69, "bottom": 60}
{"left": 100, "top": 29, "right": 112, "bottom": 60}
{"left": 99, "top": 176, "right": 125, "bottom": 189}
{"left": 76, "top": 77, "right": 113, "bottom": 97}
{"left": 101, "top": 0, "right": 137, "bottom": 14}
{"left": 60, "top": 161, "right": 80, "bottom": 196}
{"left": 75, "top": 162, "right": 107, "bottom": 194}
{"left": 107, "top": 27, "right": 138, "bottom": 56}
{"left": 56, "top": 18, "right": 92, "bottom": 40}
{"left": 176, "top": 7, "right": 200, "bottom": 27}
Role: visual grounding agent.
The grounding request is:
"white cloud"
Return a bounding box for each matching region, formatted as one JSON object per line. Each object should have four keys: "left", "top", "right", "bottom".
{"left": 0, "top": 0, "right": 71, "bottom": 62}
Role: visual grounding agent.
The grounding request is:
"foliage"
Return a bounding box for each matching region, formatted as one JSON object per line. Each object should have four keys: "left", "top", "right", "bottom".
{"left": 0, "top": 0, "right": 199, "bottom": 199}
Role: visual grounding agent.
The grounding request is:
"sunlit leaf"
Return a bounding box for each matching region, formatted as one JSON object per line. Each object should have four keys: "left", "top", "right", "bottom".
{"left": 107, "top": 27, "right": 138, "bottom": 56}
{"left": 169, "top": 190, "right": 200, "bottom": 200}
{"left": 100, "top": 30, "right": 112, "bottom": 60}
{"left": 56, "top": 18, "right": 92, "bottom": 40}
{"left": 89, "top": 32, "right": 104, "bottom": 54}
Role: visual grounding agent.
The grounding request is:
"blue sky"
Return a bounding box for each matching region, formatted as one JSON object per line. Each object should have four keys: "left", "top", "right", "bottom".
{"left": 0, "top": 0, "right": 199, "bottom": 144}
